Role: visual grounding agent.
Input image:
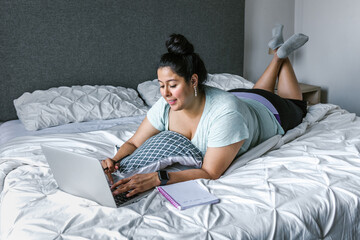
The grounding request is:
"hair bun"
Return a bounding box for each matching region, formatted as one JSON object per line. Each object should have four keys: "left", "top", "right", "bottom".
{"left": 166, "top": 34, "right": 194, "bottom": 55}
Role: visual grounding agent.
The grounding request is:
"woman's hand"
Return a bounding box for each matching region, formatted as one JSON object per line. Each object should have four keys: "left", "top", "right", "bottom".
{"left": 101, "top": 158, "right": 119, "bottom": 184}
{"left": 111, "top": 172, "right": 160, "bottom": 197}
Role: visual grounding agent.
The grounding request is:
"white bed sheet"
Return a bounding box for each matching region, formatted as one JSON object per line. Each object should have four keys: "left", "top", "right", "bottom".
{"left": 1, "top": 104, "right": 360, "bottom": 239}
{"left": 0, "top": 115, "right": 146, "bottom": 146}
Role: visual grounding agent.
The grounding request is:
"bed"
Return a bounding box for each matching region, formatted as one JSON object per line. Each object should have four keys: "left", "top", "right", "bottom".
{"left": 1, "top": 1, "right": 360, "bottom": 239}
{"left": 2, "top": 99, "right": 360, "bottom": 239}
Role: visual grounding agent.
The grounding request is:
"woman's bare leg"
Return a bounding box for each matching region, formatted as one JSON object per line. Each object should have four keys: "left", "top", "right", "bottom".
{"left": 277, "top": 57, "right": 302, "bottom": 100}
{"left": 253, "top": 52, "right": 302, "bottom": 100}
{"left": 253, "top": 55, "right": 283, "bottom": 93}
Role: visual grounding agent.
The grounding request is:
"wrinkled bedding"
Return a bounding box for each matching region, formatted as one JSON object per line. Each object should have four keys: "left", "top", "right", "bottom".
{"left": 0, "top": 115, "right": 145, "bottom": 146}
{"left": 1, "top": 104, "right": 360, "bottom": 239}
{"left": 13, "top": 85, "right": 148, "bottom": 131}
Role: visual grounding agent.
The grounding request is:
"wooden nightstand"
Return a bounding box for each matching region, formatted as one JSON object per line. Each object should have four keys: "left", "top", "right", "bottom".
{"left": 275, "top": 83, "right": 321, "bottom": 105}
{"left": 299, "top": 83, "right": 321, "bottom": 105}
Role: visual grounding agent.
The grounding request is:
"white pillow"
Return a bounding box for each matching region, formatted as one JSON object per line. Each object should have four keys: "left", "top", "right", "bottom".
{"left": 137, "top": 79, "right": 162, "bottom": 107}
{"left": 205, "top": 73, "right": 254, "bottom": 90}
{"left": 14, "top": 85, "right": 148, "bottom": 131}
{"left": 137, "top": 73, "right": 254, "bottom": 106}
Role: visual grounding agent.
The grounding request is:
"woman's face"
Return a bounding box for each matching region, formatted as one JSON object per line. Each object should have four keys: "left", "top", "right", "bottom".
{"left": 157, "top": 67, "right": 195, "bottom": 111}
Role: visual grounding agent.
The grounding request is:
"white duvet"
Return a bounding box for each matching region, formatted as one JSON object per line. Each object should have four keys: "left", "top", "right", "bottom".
{"left": 1, "top": 104, "right": 360, "bottom": 239}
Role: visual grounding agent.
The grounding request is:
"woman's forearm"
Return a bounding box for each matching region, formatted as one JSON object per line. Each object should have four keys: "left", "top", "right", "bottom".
{"left": 111, "top": 168, "right": 215, "bottom": 197}
{"left": 166, "top": 168, "right": 215, "bottom": 185}
{"left": 112, "top": 141, "right": 137, "bottom": 162}
{"left": 112, "top": 117, "right": 160, "bottom": 163}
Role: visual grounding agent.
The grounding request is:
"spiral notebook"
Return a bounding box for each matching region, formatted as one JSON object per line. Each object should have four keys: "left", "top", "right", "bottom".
{"left": 156, "top": 180, "right": 219, "bottom": 210}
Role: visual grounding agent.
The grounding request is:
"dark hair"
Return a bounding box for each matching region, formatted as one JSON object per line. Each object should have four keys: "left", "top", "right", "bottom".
{"left": 158, "top": 34, "right": 207, "bottom": 88}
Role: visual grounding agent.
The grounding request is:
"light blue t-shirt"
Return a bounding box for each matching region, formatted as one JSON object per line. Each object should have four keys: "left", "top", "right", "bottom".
{"left": 147, "top": 86, "right": 284, "bottom": 157}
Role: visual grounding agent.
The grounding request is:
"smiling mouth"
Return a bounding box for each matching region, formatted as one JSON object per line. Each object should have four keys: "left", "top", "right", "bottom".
{"left": 168, "top": 99, "right": 177, "bottom": 105}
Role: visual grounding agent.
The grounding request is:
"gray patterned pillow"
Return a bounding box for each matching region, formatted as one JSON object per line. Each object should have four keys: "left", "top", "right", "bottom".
{"left": 119, "top": 131, "right": 203, "bottom": 174}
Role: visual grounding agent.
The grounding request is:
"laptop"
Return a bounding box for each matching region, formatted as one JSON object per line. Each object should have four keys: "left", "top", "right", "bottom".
{"left": 41, "top": 145, "right": 146, "bottom": 208}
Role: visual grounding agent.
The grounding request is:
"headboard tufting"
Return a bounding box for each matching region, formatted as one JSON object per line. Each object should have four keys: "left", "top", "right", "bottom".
{"left": 0, "top": 0, "right": 245, "bottom": 121}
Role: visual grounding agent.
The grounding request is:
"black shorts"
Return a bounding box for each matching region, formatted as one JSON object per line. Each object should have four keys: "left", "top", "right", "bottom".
{"left": 228, "top": 88, "right": 307, "bottom": 132}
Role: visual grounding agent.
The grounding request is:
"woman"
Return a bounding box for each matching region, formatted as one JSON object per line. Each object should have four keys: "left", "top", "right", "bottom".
{"left": 102, "top": 27, "right": 309, "bottom": 197}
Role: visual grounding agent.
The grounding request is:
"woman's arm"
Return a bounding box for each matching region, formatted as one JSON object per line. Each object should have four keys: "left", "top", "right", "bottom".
{"left": 101, "top": 117, "right": 160, "bottom": 183}
{"left": 114, "top": 117, "right": 160, "bottom": 161}
{"left": 111, "top": 140, "right": 244, "bottom": 197}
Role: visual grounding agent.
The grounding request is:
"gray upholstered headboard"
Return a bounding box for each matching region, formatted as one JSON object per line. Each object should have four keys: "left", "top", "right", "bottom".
{"left": 0, "top": 0, "right": 245, "bottom": 122}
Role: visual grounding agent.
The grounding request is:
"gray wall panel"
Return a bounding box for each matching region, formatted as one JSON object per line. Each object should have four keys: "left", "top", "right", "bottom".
{"left": 0, "top": 0, "right": 244, "bottom": 121}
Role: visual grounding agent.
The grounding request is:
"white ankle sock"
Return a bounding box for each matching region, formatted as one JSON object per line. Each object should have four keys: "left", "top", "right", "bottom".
{"left": 277, "top": 33, "right": 309, "bottom": 59}
{"left": 268, "top": 24, "right": 284, "bottom": 50}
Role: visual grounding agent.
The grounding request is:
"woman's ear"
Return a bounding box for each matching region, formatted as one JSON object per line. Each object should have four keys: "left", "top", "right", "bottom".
{"left": 190, "top": 74, "right": 199, "bottom": 86}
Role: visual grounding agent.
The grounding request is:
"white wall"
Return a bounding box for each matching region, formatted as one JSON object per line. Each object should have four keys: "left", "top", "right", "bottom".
{"left": 244, "top": 0, "right": 360, "bottom": 116}
{"left": 244, "top": 0, "right": 295, "bottom": 83}
{"left": 293, "top": 0, "right": 360, "bottom": 115}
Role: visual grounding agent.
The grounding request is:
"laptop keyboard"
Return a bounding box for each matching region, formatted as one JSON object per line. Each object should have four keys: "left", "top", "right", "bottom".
{"left": 109, "top": 186, "right": 137, "bottom": 207}
{"left": 113, "top": 192, "right": 135, "bottom": 207}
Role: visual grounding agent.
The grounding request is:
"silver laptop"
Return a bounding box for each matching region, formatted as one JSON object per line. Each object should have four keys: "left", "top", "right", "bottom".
{"left": 41, "top": 145, "right": 146, "bottom": 208}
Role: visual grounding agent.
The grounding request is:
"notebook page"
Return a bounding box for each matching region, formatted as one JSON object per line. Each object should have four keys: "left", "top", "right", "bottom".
{"left": 157, "top": 180, "right": 219, "bottom": 210}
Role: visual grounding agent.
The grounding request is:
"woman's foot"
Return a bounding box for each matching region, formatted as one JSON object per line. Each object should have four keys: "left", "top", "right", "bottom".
{"left": 268, "top": 24, "right": 284, "bottom": 50}
{"left": 277, "top": 33, "right": 309, "bottom": 59}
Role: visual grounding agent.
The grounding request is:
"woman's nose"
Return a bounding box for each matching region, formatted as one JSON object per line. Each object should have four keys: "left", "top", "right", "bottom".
{"left": 163, "top": 86, "right": 171, "bottom": 96}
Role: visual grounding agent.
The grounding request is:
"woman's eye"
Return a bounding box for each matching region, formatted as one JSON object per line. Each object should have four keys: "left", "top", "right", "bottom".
{"left": 159, "top": 85, "right": 176, "bottom": 89}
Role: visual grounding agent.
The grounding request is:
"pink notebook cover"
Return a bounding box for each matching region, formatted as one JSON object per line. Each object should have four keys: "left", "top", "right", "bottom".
{"left": 157, "top": 186, "right": 181, "bottom": 209}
